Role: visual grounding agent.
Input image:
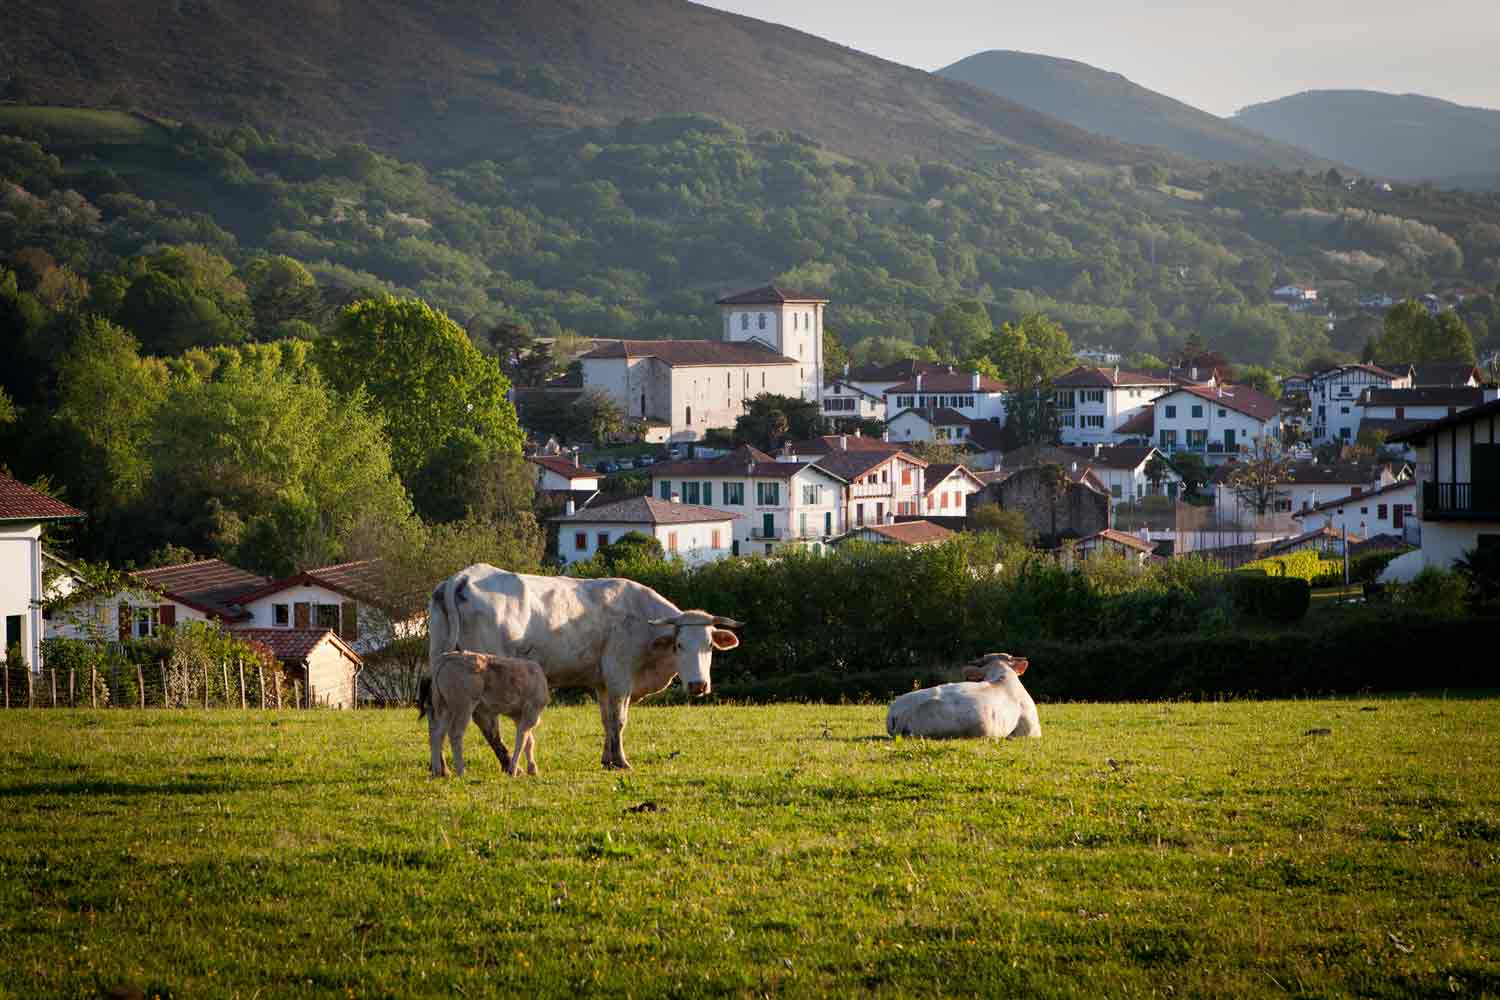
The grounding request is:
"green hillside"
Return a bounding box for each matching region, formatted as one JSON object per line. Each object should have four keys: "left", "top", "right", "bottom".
{"left": 0, "top": 0, "right": 1150, "bottom": 171}
{"left": 938, "top": 50, "right": 1329, "bottom": 171}
{"left": 1235, "top": 91, "right": 1500, "bottom": 189}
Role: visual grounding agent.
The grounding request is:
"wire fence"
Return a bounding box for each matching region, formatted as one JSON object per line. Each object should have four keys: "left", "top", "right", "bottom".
{"left": 1, "top": 659, "right": 325, "bottom": 710}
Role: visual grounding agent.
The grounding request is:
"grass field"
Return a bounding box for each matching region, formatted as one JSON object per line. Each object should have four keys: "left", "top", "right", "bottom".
{"left": 3, "top": 698, "right": 1499, "bottom": 998}
{"left": 0, "top": 106, "right": 170, "bottom": 145}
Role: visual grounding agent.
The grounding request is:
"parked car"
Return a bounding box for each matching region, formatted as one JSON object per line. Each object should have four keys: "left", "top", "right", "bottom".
{"left": 596, "top": 460, "right": 618, "bottom": 474}
{"left": 616, "top": 458, "right": 636, "bottom": 470}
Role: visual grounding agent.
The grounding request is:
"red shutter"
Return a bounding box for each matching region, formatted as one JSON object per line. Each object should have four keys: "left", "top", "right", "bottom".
{"left": 159, "top": 604, "right": 176, "bottom": 629}
{"left": 118, "top": 603, "right": 131, "bottom": 642}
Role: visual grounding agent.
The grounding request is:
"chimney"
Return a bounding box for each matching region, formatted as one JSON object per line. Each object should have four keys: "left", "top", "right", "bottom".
{"left": 843, "top": 361, "right": 850, "bottom": 378}
{"left": 1070, "top": 461, "right": 1078, "bottom": 473}
{"left": 946, "top": 365, "right": 955, "bottom": 375}
{"left": 1192, "top": 366, "right": 1200, "bottom": 380}
{"left": 565, "top": 498, "right": 576, "bottom": 516}
{"left": 1092, "top": 443, "right": 1102, "bottom": 458}
{"left": 1113, "top": 364, "right": 1119, "bottom": 381}
{"left": 971, "top": 370, "right": 980, "bottom": 392}
{"left": 839, "top": 434, "right": 848, "bottom": 451}
{"left": 915, "top": 373, "right": 924, "bottom": 392}
{"left": 671, "top": 492, "right": 681, "bottom": 504}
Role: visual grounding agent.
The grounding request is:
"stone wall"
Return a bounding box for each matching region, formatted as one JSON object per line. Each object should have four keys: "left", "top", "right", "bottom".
{"left": 991, "top": 467, "right": 1109, "bottom": 540}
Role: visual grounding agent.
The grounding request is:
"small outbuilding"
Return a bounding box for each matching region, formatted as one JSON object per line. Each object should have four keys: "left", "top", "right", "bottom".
{"left": 236, "top": 627, "right": 362, "bottom": 709}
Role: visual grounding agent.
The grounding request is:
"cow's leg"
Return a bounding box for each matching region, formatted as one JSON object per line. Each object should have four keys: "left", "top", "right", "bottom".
{"left": 597, "top": 689, "right": 616, "bottom": 768}
{"left": 605, "top": 691, "right": 632, "bottom": 771}
{"left": 472, "top": 705, "right": 512, "bottom": 773}
{"left": 516, "top": 711, "right": 540, "bottom": 776}
{"left": 448, "top": 700, "right": 475, "bottom": 777}
{"left": 428, "top": 695, "right": 449, "bottom": 777}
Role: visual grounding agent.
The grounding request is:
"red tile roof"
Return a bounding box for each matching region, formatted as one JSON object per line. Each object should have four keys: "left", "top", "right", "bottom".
{"left": 233, "top": 628, "right": 361, "bottom": 665}
{"left": 0, "top": 475, "right": 85, "bottom": 523}
{"left": 130, "top": 559, "right": 270, "bottom": 620}
{"left": 1169, "top": 384, "right": 1280, "bottom": 422}
{"left": 813, "top": 449, "right": 925, "bottom": 481}
{"left": 841, "top": 359, "right": 949, "bottom": 383}
{"left": 715, "top": 284, "right": 828, "bottom": 305}
{"left": 859, "top": 520, "right": 953, "bottom": 545}
{"left": 1292, "top": 478, "right": 1417, "bottom": 515}
{"left": 1061, "top": 445, "right": 1160, "bottom": 470}
{"left": 1081, "top": 529, "right": 1155, "bottom": 553}
{"left": 1310, "top": 363, "right": 1404, "bottom": 382}
{"left": 528, "top": 455, "right": 600, "bottom": 480}
{"left": 884, "top": 373, "right": 1007, "bottom": 393}
{"left": 550, "top": 496, "right": 739, "bottom": 525}
{"left": 923, "top": 464, "right": 985, "bottom": 494}
{"left": 780, "top": 434, "right": 904, "bottom": 455}
{"left": 1114, "top": 408, "right": 1156, "bottom": 436}
{"left": 233, "top": 559, "right": 384, "bottom": 607}
{"left": 1054, "top": 366, "right": 1176, "bottom": 388}
{"left": 580, "top": 339, "right": 796, "bottom": 367}
{"left": 652, "top": 445, "right": 838, "bottom": 481}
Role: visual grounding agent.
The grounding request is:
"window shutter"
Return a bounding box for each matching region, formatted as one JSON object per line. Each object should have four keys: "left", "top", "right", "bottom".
{"left": 159, "top": 604, "right": 176, "bottom": 629}
{"left": 340, "top": 601, "right": 358, "bottom": 641}
{"left": 118, "top": 603, "right": 131, "bottom": 642}
{"left": 294, "top": 602, "right": 311, "bottom": 628}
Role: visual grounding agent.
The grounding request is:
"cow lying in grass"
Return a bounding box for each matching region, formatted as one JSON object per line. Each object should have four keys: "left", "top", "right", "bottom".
{"left": 885, "top": 652, "right": 1041, "bottom": 740}
{"left": 422, "top": 650, "right": 550, "bottom": 777}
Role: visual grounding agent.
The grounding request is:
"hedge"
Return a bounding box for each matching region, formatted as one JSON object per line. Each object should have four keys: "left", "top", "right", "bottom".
{"left": 711, "top": 613, "right": 1498, "bottom": 703}
{"left": 1240, "top": 549, "right": 1342, "bottom": 583}
{"left": 1228, "top": 572, "right": 1311, "bottom": 622}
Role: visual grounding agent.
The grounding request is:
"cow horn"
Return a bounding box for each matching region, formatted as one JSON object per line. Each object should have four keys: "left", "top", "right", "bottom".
{"left": 712, "top": 617, "right": 744, "bottom": 628}
{"left": 647, "top": 617, "right": 676, "bottom": 627}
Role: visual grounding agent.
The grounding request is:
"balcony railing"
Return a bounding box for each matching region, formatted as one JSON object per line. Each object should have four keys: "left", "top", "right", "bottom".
{"left": 850, "top": 482, "right": 890, "bottom": 498}
{"left": 1422, "top": 482, "right": 1500, "bottom": 520}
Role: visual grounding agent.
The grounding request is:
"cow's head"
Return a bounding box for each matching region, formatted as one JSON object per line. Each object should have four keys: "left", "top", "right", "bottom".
{"left": 647, "top": 610, "right": 741, "bottom": 696}
{"left": 961, "top": 652, "right": 1029, "bottom": 684}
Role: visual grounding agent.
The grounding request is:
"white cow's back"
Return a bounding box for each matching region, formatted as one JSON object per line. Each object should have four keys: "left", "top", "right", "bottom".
{"left": 886, "top": 675, "right": 1039, "bottom": 740}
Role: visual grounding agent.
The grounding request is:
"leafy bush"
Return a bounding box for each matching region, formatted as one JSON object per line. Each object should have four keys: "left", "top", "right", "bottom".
{"left": 1454, "top": 544, "right": 1500, "bottom": 610}
{"left": 1390, "top": 568, "right": 1470, "bottom": 617}
{"left": 1349, "top": 547, "right": 1412, "bottom": 585}
{"left": 1240, "top": 549, "right": 1341, "bottom": 584}
{"left": 1229, "top": 572, "right": 1311, "bottom": 623}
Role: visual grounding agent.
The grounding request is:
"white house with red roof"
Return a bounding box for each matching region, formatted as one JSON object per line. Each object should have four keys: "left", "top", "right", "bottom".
{"left": 1292, "top": 480, "right": 1419, "bottom": 541}
{"left": 839, "top": 520, "right": 954, "bottom": 548}
{"left": 717, "top": 284, "right": 827, "bottom": 405}
{"left": 1, "top": 474, "right": 85, "bottom": 670}
{"left": 527, "top": 455, "right": 602, "bottom": 492}
{"left": 1053, "top": 366, "right": 1177, "bottom": 446}
{"left": 551, "top": 495, "right": 739, "bottom": 567}
{"left": 1149, "top": 384, "right": 1282, "bottom": 465}
{"left": 882, "top": 369, "right": 1008, "bottom": 424}
{"left": 823, "top": 359, "right": 949, "bottom": 423}
{"left": 231, "top": 559, "right": 416, "bottom": 654}
{"left": 1309, "top": 363, "right": 1411, "bottom": 444}
{"left": 1077, "top": 528, "right": 1157, "bottom": 563}
{"left": 47, "top": 558, "right": 270, "bottom": 643}
{"left": 921, "top": 464, "right": 987, "bottom": 517}
{"left": 650, "top": 444, "right": 849, "bottom": 555}
{"left": 812, "top": 447, "right": 929, "bottom": 531}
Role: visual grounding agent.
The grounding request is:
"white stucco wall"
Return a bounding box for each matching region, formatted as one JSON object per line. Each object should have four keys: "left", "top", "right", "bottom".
{"left": 723, "top": 303, "right": 824, "bottom": 404}
{"left": 1297, "top": 483, "right": 1417, "bottom": 537}
{"left": 0, "top": 523, "right": 44, "bottom": 669}
{"left": 1152, "top": 390, "right": 1277, "bottom": 464}
{"left": 1421, "top": 521, "right": 1500, "bottom": 570}
{"left": 649, "top": 468, "right": 845, "bottom": 551}
{"left": 559, "top": 519, "right": 735, "bottom": 567}
{"left": 47, "top": 589, "right": 211, "bottom": 643}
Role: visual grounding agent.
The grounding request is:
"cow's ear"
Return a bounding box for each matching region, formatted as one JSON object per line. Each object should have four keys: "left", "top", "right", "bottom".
{"left": 710, "top": 628, "right": 739, "bottom": 651}
{"left": 650, "top": 634, "right": 675, "bottom": 651}
{"left": 1011, "top": 658, "right": 1029, "bottom": 676}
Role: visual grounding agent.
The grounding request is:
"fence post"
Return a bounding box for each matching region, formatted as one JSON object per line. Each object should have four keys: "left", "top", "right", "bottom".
{"left": 137, "top": 663, "right": 145, "bottom": 710}
{"left": 159, "top": 661, "right": 168, "bottom": 708}
{"left": 293, "top": 680, "right": 302, "bottom": 709}
{"left": 91, "top": 665, "right": 97, "bottom": 709}
{"left": 257, "top": 664, "right": 265, "bottom": 709}
{"left": 238, "top": 657, "right": 247, "bottom": 710}
{"left": 50, "top": 668, "right": 57, "bottom": 708}
{"left": 28, "top": 669, "right": 34, "bottom": 708}
{"left": 202, "top": 664, "right": 209, "bottom": 710}
{"left": 68, "top": 668, "right": 75, "bottom": 708}
{"left": 275, "top": 673, "right": 283, "bottom": 710}
{"left": 221, "top": 661, "right": 230, "bottom": 707}
{"left": 3, "top": 661, "right": 8, "bottom": 709}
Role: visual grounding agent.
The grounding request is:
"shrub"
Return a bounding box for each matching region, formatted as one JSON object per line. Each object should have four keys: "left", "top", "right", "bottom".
{"left": 1240, "top": 549, "right": 1341, "bottom": 584}
{"left": 1391, "top": 568, "right": 1470, "bottom": 617}
{"left": 1229, "top": 572, "right": 1311, "bottom": 623}
{"left": 1454, "top": 544, "right": 1500, "bottom": 610}
{"left": 1349, "top": 547, "right": 1412, "bottom": 585}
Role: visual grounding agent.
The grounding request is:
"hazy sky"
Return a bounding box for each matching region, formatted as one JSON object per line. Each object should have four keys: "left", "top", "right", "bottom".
{"left": 696, "top": 1, "right": 1500, "bottom": 116}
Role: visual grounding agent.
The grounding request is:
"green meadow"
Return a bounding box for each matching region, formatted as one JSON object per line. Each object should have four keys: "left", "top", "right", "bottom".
{"left": 3, "top": 699, "right": 1498, "bottom": 998}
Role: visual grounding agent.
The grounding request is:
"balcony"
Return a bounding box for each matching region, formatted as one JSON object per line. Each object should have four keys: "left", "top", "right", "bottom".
{"left": 850, "top": 482, "right": 890, "bottom": 498}
{"left": 1422, "top": 482, "right": 1500, "bottom": 521}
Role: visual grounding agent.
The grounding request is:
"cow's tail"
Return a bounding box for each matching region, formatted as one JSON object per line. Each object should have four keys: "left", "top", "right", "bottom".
{"left": 422, "top": 572, "right": 467, "bottom": 718}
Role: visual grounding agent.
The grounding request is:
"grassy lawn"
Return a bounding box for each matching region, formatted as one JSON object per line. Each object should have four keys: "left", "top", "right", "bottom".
{"left": 3, "top": 699, "right": 1499, "bottom": 997}
{"left": 0, "top": 106, "right": 170, "bottom": 145}
{"left": 1310, "top": 584, "right": 1365, "bottom": 612}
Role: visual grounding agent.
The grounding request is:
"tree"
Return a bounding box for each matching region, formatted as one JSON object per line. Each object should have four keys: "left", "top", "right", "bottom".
{"left": 1370, "top": 301, "right": 1477, "bottom": 365}
{"left": 927, "top": 300, "right": 992, "bottom": 362}
{"left": 1223, "top": 440, "right": 1292, "bottom": 516}
{"left": 244, "top": 255, "right": 321, "bottom": 335}
{"left": 733, "top": 393, "right": 825, "bottom": 449}
{"left": 576, "top": 388, "right": 625, "bottom": 444}
{"left": 319, "top": 296, "right": 523, "bottom": 511}
{"left": 1235, "top": 365, "right": 1282, "bottom": 398}
{"left": 1171, "top": 453, "right": 1211, "bottom": 498}
{"left": 904, "top": 442, "right": 970, "bottom": 466}
{"left": 991, "top": 314, "right": 1073, "bottom": 450}
{"left": 823, "top": 328, "right": 850, "bottom": 374}
{"left": 968, "top": 502, "right": 1029, "bottom": 546}
{"left": 1144, "top": 455, "right": 1171, "bottom": 495}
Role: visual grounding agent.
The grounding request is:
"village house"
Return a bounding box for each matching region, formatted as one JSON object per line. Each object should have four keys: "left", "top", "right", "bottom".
{"left": 823, "top": 359, "right": 949, "bottom": 424}
{"left": 1388, "top": 398, "right": 1500, "bottom": 570}
{"left": 1076, "top": 528, "right": 1156, "bottom": 563}
{"left": 229, "top": 559, "right": 417, "bottom": 655}
{"left": 1357, "top": 386, "right": 1500, "bottom": 457}
{"left": 716, "top": 285, "right": 828, "bottom": 405}
{"left": 0, "top": 475, "right": 84, "bottom": 670}
{"left": 1148, "top": 384, "right": 1282, "bottom": 466}
{"left": 528, "top": 454, "right": 602, "bottom": 493}
{"left": 552, "top": 495, "right": 738, "bottom": 567}
{"left": 235, "top": 628, "right": 363, "bottom": 709}
{"left": 819, "top": 376, "right": 886, "bottom": 423}
{"left": 811, "top": 447, "right": 929, "bottom": 531}
{"left": 883, "top": 370, "right": 1007, "bottom": 429}
{"left": 839, "top": 520, "right": 954, "bottom": 548}
{"left": 1212, "top": 459, "right": 1407, "bottom": 522}
{"left": 921, "top": 464, "right": 987, "bottom": 517}
{"left": 986, "top": 464, "right": 1110, "bottom": 541}
{"left": 650, "top": 444, "right": 847, "bottom": 555}
{"left": 1272, "top": 284, "right": 1318, "bottom": 302}
{"left": 1053, "top": 366, "right": 1177, "bottom": 446}
{"left": 1292, "top": 479, "right": 1419, "bottom": 541}
{"left": 1309, "top": 363, "right": 1412, "bottom": 444}
{"left": 885, "top": 407, "right": 1007, "bottom": 461}
{"left": 48, "top": 558, "right": 269, "bottom": 643}
{"left": 1063, "top": 444, "right": 1181, "bottom": 501}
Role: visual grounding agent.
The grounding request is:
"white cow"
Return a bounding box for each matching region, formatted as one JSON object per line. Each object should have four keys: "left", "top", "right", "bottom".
{"left": 886, "top": 653, "right": 1041, "bottom": 740}
{"left": 424, "top": 650, "right": 549, "bottom": 778}
{"left": 427, "top": 565, "right": 741, "bottom": 770}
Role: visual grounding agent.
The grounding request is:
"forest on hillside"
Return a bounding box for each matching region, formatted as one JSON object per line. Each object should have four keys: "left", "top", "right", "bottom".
{"left": 4, "top": 109, "right": 1500, "bottom": 373}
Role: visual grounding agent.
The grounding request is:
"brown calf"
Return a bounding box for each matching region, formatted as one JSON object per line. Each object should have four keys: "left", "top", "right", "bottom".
{"left": 427, "top": 650, "right": 549, "bottom": 778}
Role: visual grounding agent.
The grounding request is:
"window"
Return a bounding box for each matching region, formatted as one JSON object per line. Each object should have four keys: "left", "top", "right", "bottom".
{"left": 1395, "top": 406, "right": 1405, "bottom": 419}
{"left": 597, "top": 532, "right": 610, "bottom": 550}
{"left": 682, "top": 481, "right": 701, "bottom": 504}
{"left": 1191, "top": 405, "right": 1203, "bottom": 418}
{"left": 1164, "top": 405, "right": 1177, "bottom": 418}
{"left": 659, "top": 480, "right": 672, "bottom": 500}
{"left": 896, "top": 395, "right": 915, "bottom": 409}
{"left": 1340, "top": 406, "right": 1350, "bottom": 414}
{"left": 1360, "top": 506, "right": 1369, "bottom": 515}
{"left": 1159, "top": 429, "right": 1178, "bottom": 448}
{"left": 1217, "top": 409, "right": 1226, "bottom": 418}
{"left": 801, "top": 484, "right": 822, "bottom": 505}
{"left": 667, "top": 532, "right": 678, "bottom": 553}
{"left": 317, "top": 604, "right": 340, "bottom": 629}
{"left": 1083, "top": 415, "right": 1104, "bottom": 428}
{"left": 134, "top": 606, "right": 160, "bottom": 639}
{"left": 686, "top": 405, "right": 692, "bottom": 425}
{"left": 741, "top": 314, "right": 749, "bottom": 330}
{"left": 758, "top": 313, "right": 767, "bottom": 330}
{"left": 574, "top": 532, "right": 587, "bottom": 551}
{"left": 902, "top": 468, "right": 912, "bottom": 485}
{"left": 762, "top": 373, "right": 766, "bottom": 388}
{"left": 1377, "top": 504, "right": 1388, "bottom": 520}
{"left": 1082, "top": 390, "right": 1104, "bottom": 404}
{"left": 1111, "top": 484, "right": 1123, "bottom": 498}
{"left": 939, "top": 492, "right": 949, "bottom": 509}
{"left": 1187, "top": 429, "right": 1207, "bottom": 448}
{"left": 757, "top": 482, "right": 780, "bottom": 505}
{"left": 711, "top": 529, "right": 721, "bottom": 548}
{"left": 4, "top": 614, "right": 19, "bottom": 654}
{"left": 727, "top": 372, "right": 732, "bottom": 389}
{"left": 1056, "top": 390, "right": 1076, "bottom": 408}
{"left": 701, "top": 481, "right": 713, "bottom": 504}
{"left": 1061, "top": 414, "right": 1076, "bottom": 427}
{"left": 724, "top": 482, "right": 745, "bottom": 506}
{"left": 273, "top": 603, "right": 290, "bottom": 626}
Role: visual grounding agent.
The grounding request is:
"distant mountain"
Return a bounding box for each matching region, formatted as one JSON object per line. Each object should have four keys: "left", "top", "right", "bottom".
{"left": 0, "top": 0, "right": 1157, "bottom": 171}
{"left": 1235, "top": 91, "right": 1500, "bottom": 188}
{"left": 937, "top": 50, "right": 1329, "bottom": 171}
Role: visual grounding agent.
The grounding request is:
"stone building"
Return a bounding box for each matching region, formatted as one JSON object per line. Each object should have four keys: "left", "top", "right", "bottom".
{"left": 989, "top": 465, "right": 1110, "bottom": 542}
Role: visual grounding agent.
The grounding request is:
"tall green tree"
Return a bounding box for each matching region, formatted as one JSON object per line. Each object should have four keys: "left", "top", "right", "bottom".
{"left": 244, "top": 255, "right": 321, "bottom": 335}
{"left": 1370, "top": 301, "right": 1477, "bottom": 365}
{"left": 991, "top": 314, "right": 1074, "bottom": 449}
{"left": 318, "top": 296, "right": 523, "bottom": 515}
{"left": 733, "top": 393, "right": 825, "bottom": 449}
{"left": 927, "top": 300, "right": 992, "bottom": 362}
